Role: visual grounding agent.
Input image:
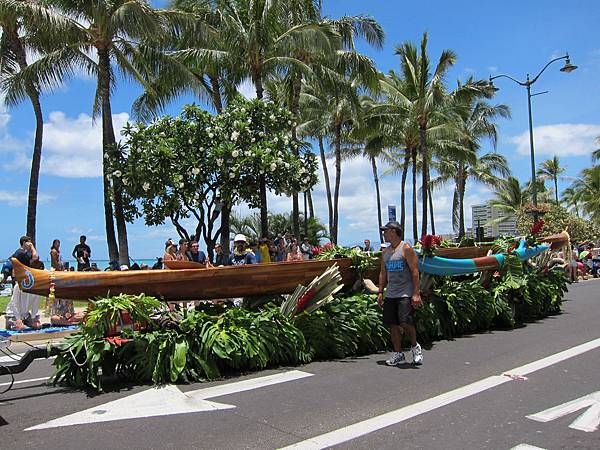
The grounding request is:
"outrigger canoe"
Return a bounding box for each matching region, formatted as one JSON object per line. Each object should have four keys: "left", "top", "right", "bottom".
{"left": 11, "top": 257, "right": 357, "bottom": 301}
{"left": 11, "top": 232, "right": 568, "bottom": 301}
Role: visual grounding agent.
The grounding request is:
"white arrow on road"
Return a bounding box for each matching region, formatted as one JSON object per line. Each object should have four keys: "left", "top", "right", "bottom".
{"left": 527, "top": 391, "right": 600, "bottom": 433}
{"left": 26, "top": 370, "right": 313, "bottom": 431}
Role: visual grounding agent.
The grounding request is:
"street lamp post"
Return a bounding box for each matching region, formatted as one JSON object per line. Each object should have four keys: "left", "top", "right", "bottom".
{"left": 488, "top": 54, "right": 577, "bottom": 216}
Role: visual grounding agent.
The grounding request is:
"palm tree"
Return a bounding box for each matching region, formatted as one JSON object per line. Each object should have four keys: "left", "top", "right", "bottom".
{"left": 487, "top": 176, "right": 529, "bottom": 224}
{"left": 395, "top": 32, "right": 456, "bottom": 238}
{"left": 443, "top": 85, "right": 511, "bottom": 238}
{"left": 570, "top": 166, "right": 600, "bottom": 224}
{"left": 132, "top": 0, "right": 237, "bottom": 119}
{"left": 0, "top": 0, "right": 68, "bottom": 244}
{"left": 561, "top": 186, "right": 582, "bottom": 217}
{"left": 537, "top": 155, "right": 566, "bottom": 205}
{"left": 591, "top": 136, "right": 600, "bottom": 162}
{"left": 214, "top": 0, "right": 337, "bottom": 237}
{"left": 11, "top": 1, "right": 176, "bottom": 264}
{"left": 367, "top": 70, "right": 418, "bottom": 240}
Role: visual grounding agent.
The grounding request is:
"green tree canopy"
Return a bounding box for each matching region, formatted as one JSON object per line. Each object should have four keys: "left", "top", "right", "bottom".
{"left": 117, "top": 99, "right": 317, "bottom": 255}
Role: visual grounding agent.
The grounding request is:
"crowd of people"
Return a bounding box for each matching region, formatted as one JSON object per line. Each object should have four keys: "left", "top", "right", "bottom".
{"left": 2, "top": 235, "right": 86, "bottom": 330}
{"left": 159, "top": 232, "right": 318, "bottom": 268}
{"left": 558, "top": 243, "right": 600, "bottom": 282}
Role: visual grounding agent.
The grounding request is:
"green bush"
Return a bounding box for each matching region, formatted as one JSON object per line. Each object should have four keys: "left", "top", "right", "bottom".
{"left": 51, "top": 270, "right": 568, "bottom": 392}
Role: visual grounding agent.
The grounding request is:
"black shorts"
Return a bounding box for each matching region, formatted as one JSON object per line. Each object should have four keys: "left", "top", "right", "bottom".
{"left": 383, "top": 296, "right": 414, "bottom": 325}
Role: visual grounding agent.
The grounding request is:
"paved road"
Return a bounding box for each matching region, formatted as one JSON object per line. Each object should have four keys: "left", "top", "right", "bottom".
{"left": 1, "top": 281, "right": 599, "bottom": 449}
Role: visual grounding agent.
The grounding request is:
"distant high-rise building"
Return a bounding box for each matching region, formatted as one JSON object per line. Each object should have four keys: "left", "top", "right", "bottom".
{"left": 471, "top": 204, "right": 518, "bottom": 239}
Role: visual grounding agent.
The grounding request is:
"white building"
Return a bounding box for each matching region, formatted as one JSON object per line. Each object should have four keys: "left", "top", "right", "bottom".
{"left": 471, "top": 204, "right": 518, "bottom": 239}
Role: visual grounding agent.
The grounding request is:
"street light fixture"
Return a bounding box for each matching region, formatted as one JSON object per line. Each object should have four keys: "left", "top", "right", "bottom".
{"left": 488, "top": 54, "right": 577, "bottom": 217}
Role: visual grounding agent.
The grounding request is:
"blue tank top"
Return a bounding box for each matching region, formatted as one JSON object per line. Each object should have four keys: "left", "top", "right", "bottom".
{"left": 383, "top": 242, "right": 414, "bottom": 298}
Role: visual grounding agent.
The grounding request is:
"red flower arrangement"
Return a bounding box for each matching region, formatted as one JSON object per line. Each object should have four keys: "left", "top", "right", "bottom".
{"left": 312, "top": 242, "right": 333, "bottom": 256}
{"left": 420, "top": 234, "right": 442, "bottom": 257}
{"left": 530, "top": 219, "right": 545, "bottom": 235}
{"left": 295, "top": 287, "right": 317, "bottom": 313}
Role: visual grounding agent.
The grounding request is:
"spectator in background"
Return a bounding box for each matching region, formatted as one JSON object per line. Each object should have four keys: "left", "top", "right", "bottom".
{"left": 258, "top": 238, "right": 271, "bottom": 263}
{"left": 363, "top": 239, "right": 373, "bottom": 252}
{"left": 276, "top": 238, "right": 287, "bottom": 262}
{"left": 177, "top": 239, "right": 190, "bottom": 261}
{"left": 152, "top": 257, "right": 163, "bottom": 270}
{"left": 229, "top": 234, "right": 256, "bottom": 265}
{"left": 286, "top": 241, "right": 304, "bottom": 262}
{"left": 300, "top": 237, "right": 313, "bottom": 260}
{"left": 163, "top": 240, "right": 177, "bottom": 263}
{"left": 249, "top": 241, "right": 262, "bottom": 263}
{"left": 187, "top": 241, "right": 208, "bottom": 264}
{"left": 72, "top": 235, "right": 91, "bottom": 271}
{"left": 213, "top": 243, "right": 226, "bottom": 266}
{"left": 50, "top": 239, "right": 65, "bottom": 270}
{"left": 5, "top": 236, "right": 42, "bottom": 330}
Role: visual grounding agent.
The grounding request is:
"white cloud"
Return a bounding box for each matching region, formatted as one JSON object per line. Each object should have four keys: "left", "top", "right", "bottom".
{"left": 510, "top": 123, "right": 600, "bottom": 157}
{"left": 487, "top": 66, "right": 498, "bottom": 73}
{"left": 0, "top": 190, "right": 57, "bottom": 206}
{"left": 41, "top": 111, "right": 130, "bottom": 178}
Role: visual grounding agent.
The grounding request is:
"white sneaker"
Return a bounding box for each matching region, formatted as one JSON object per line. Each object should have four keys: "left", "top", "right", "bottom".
{"left": 385, "top": 352, "right": 406, "bottom": 366}
{"left": 412, "top": 343, "right": 423, "bottom": 365}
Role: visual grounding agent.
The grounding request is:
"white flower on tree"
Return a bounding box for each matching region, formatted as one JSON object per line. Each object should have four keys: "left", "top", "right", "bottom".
{"left": 270, "top": 163, "right": 277, "bottom": 172}
{"left": 192, "top": 167, "right": 200, "bottom": 175}
{"left": 232, "top": 150, "right": 239, "bottom": 157}
{"left": 142, "top": 182, "right": 150, "bottom": 192}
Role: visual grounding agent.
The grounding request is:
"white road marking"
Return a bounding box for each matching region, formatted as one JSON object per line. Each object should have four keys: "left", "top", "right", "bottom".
{"left": 0, "top": 376, "right": 49, "bottom": 387}
{"left": 280, "top": 337, "right": 600, "bottom": 449}
{"left": 0, "top": 351, "right": 55, "bottom": 363}
{"left": 527, "top": 391, "right": 600, "bottom": 433}
{"left": 25, "top": 370, "right": 313, "bottom": 430}
{"left": 510, "top": 445, "right": 547, "bottom": 450}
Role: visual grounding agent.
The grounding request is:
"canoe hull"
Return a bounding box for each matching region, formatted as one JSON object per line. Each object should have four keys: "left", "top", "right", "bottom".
{"left": 11, "top": 258, "right": 356, "bottom": 301}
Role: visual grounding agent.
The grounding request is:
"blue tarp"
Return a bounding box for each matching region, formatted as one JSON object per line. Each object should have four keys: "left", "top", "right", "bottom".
{"left": 0, "top": 325, "right": 79, "bottom": 338}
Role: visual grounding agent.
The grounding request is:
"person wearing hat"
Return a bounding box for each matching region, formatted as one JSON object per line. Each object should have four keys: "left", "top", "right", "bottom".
{"left": 377, "top": 221, "right": 423, "bottom": 366}
{"left": 229, "top": 234, "right": 256, "bottom": 266}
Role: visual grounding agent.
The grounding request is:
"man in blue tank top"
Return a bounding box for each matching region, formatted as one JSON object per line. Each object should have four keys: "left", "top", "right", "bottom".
{"left": 378, "top": 221, "right": 423, "bottom": 366}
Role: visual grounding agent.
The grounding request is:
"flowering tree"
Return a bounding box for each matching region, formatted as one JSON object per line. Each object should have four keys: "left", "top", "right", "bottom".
{"left": 115, "top": 99, "right": 317, "bottom": 258}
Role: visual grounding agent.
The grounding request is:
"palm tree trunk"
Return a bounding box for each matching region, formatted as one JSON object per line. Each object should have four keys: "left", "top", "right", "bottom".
{"left": 290, "top": 76, "right": 302, "bottom": 238}
{"left": 419, "top": 126, "right": 428, "bottom": 238}
{"left": 5, "top": 22, "right": 42, "bottom": 244}
{"left": 332, "top": 124, "right": 342, "bottom": 244}
{"left": 458, "top": 164, "right": 466, "bottom": 239}
{"left": 411, "top": 148, "right": 418, "bottom": 241}
{"left": 209, "top": 74, "right": 223, "bottom": 113}
{"left": 253, "top": 70, "right": 269, "bottom": 236}
{"left": 370, "top": 156, "right": 383, "bottom": 243}
{"left": 400, "top": 151, "right": 410, "bottom": 241}
{"left": 307, "top": 189, "right": 314, "bottom": 219}
{"left": 428, "top": 186, "right": 435, "bottom": 235}
{"left": 25, "top": 91, "right": 43, "bottom": 245}
{"left": 554, "top": 176, "right": 559, "bottom": 205}
{"left": 319, "top": 137, "right": 334, "bottom": 238}
{"left": 258, "top": 173, "right": 269, "bottom": 236}
{"left": 220, "top": 201, "right": 231, "bottom": 262}
{"left": 98, "top": 48, "right": 122, "bottom": 263}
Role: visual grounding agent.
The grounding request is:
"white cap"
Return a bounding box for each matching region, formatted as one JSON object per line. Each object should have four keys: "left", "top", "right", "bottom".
{"left": 234, "top": 234, "right": 247, "bottom": 243}
{"left": 120, "top": 265, "right": 130, "bottom": 271}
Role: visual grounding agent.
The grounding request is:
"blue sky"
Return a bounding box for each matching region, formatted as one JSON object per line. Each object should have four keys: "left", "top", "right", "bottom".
{"left": 1, "top": 0, "right": 599, "bottom": 260}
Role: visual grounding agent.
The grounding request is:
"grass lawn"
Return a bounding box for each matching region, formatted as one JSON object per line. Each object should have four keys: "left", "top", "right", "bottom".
{"left": 0, "top": 295, "right": 89, "bottom": 315}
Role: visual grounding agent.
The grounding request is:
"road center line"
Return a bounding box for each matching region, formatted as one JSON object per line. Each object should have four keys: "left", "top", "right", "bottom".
{"left": 280, "top": 337, "right": 600, "bottom": 449}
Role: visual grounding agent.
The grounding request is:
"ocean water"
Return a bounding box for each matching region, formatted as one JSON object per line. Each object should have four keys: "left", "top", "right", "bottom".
{"left": 2, "top": 259, "right": 160, "bottom": 271}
